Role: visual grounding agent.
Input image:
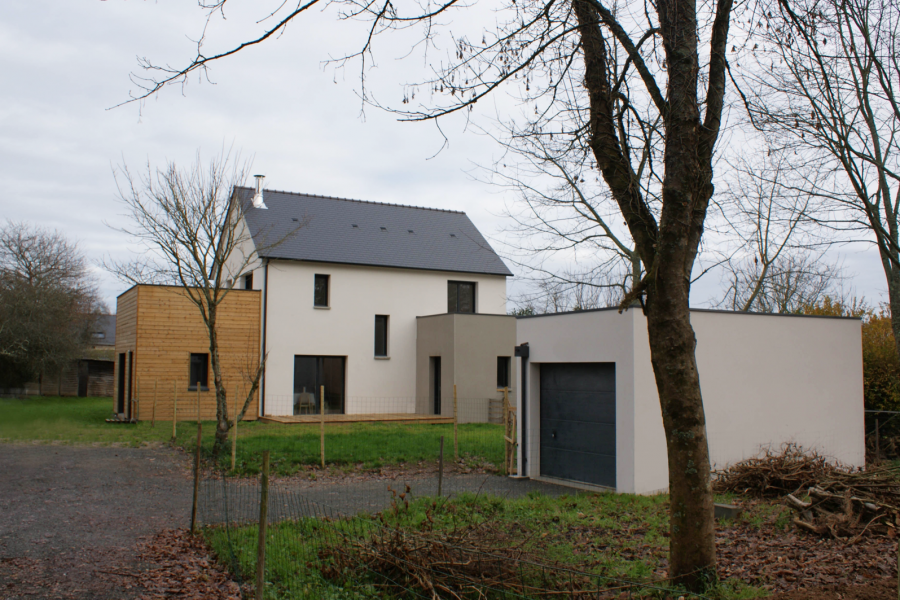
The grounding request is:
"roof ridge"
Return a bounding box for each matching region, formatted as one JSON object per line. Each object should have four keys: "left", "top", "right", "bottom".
{"left": 234, "top": 186, "right": 466, "bottom": 215}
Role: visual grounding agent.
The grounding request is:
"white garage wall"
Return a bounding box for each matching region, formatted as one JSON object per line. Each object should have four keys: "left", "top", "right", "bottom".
{"left": 517, "top": 309, "right": 865, "bottom": 495}
{"left": 516, "top": 309, "right": 637, "bottom": 493}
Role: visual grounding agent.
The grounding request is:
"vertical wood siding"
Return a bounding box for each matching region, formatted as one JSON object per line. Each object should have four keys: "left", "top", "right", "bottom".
{"left": 115, "top": 285, "right": 261, "bottom": 421}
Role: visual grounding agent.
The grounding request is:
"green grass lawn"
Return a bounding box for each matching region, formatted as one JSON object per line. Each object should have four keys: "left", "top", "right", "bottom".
{"left": 204, "top": 491, "right": 769, "bottom": 600}
{"left": 0, "top": 396, "right": 504, "bottom": 476}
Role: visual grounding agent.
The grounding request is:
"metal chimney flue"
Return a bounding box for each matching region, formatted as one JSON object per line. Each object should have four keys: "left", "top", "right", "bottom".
{"left": 252, "top": 174, "right": 267, "bottom": 209}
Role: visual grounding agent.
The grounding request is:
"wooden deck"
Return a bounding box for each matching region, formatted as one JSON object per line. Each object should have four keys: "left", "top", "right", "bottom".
{"left": 258, "top": 413, "right": 454, "bottom": 425}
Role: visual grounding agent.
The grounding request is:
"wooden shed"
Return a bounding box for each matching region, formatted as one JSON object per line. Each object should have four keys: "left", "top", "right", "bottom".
{"left": 114, "top": 285, "right": 261, "bottom": 422}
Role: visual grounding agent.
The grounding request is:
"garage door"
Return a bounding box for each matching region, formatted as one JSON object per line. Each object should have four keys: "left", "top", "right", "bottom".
{"left": 539, "top": 363, "right": 616, "bottom": 488}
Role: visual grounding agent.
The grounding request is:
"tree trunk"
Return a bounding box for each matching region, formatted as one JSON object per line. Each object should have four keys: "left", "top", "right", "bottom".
{"left": 573, "top": 0, "right": 719, "bottom": 588}
{"left": 645, "top": 285, "right": 716, "bottom": 588}
{"left": 206, "top": 303, "right": 230, "bottom": 456}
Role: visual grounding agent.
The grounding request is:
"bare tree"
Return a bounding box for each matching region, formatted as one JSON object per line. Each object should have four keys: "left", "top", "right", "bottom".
{"left": 0, "top": 223, "right": 104, "bottom": 388}
{"left": 124, "top": 0, "right": 739, "bottom": 585}
{"left": 714, "top": 148, "right": 841, "bottom": 312}
{"left": 741, "top": 0, "right": 900, "bottom": 354}
{"left": 105, "top": 152, "right": 297, "bottom": 453}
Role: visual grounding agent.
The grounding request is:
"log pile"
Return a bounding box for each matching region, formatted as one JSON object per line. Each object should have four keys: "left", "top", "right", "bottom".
{"left": 714, "top": 444, "right": 900, "bottom": 540}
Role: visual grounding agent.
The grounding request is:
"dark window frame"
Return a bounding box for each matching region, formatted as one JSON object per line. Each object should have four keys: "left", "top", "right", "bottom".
{"left": 188, "top": 353, "right": 210, "bottom": 391}
{"left": 374, "top": 315, "right": 389, "bottom": 357}
{"left": 447, "top": 280, "right": 476, "bottom": 314}
{"left": 497, "top": 356, "right": 511, "bottom": 389}
{"left": 314, "top": 274, "right": 330, "bottom": 307}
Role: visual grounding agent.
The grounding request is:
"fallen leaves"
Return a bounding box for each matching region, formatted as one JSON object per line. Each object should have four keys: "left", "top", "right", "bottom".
{"left": 131, "top": 529, "right": 242, "bottom": 600}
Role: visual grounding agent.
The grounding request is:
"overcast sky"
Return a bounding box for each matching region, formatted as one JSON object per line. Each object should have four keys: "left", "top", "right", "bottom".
{"left": 0, "top": 1, "right": 889, "bottom": 311}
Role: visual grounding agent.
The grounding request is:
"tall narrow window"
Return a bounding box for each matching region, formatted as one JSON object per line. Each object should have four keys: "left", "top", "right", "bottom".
{"left": 314, "top": 274, "right": 330, "bottom": 307}
{"left": 374, "top": 315, "right": 389, "bottom": 357}
{"left": 243, "top": 273, "right": 253, "bottom": 290}
{"left": 447, "top": 281, "right": 476, "bottom": 313}
{"left": 497, "top": 356, "right": 511, "bottom": 389}
{"left": 189, "top": 353, "right": 209, "bottom": 390}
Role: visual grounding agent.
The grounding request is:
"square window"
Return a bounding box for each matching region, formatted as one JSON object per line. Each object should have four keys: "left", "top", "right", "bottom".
{"left": 497, "top": 356, "right": 511, "bottom": 389}
{"left": 447, "top": 281, "right": 476, "bottom": 313}
{"left": 374, "top": 315, "right": 389, "bottom": 357}
{"left": 189, "top": 353, "right": 209, "bottom": 390}
{"left": 314, "top": 274, "right": 330, "bottom": 307}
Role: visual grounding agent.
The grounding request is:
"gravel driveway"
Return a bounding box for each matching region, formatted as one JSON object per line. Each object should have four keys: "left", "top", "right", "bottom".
{"left": 0, "top": 444, "right": 582, "bottom": 599}
{"left": 0, "top": 444, "right": 192, "bottom": 600}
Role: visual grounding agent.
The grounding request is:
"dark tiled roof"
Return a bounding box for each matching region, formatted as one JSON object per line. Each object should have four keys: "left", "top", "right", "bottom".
{"left": 91, "top": 314, "right": 116, "bottom": 346}
{"left": 237, "top": 187, "right": 513, "bottom": 276}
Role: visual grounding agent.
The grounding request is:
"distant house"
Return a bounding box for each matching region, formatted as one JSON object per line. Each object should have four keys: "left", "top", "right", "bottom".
{"left": 23, "top": 314, "right": 117, "bottom": 398}
{"left": 225, "top": 184, "right": 516, "bottom": 422}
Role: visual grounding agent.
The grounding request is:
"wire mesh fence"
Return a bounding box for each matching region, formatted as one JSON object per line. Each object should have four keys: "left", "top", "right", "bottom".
{"left": 196, "top": 450, "right": 711, "bottom": 600}
{"left": 866, "top": 409, "right": 900, "bottom": 462}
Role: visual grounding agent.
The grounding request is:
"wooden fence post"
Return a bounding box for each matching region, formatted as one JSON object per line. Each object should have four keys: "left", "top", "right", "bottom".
{"left": 438, "top": 436, "right": 444, "bottom": 497}
{"left": 151, "top": 379, "right": 158, "bottom": 428}
{"left": 453, "top": 384, "right": 459, "bottom": 461}
{"left": 257, "top": 450, "right": 270, "bottom": 600}
{"left": 503, "top": 387, "right": 509, "bottom": 474}
{"left": 172, "top": 382, "right": 178, "bottom": 441}
{"left": 320, "top": 385, "right": 326, "bottom": 469}
{"left": 190, "top": 422, "right": 202, "bottom": 535}
{"left": 232, "top": 386, "right": 239, "bottom": 471}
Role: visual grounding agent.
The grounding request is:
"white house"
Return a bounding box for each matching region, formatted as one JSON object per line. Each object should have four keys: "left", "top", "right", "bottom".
{"left": 227, "top": 181, "right": 516, "bottom": 420}
{"left": 515, "top": 307, "right": 865, "bottom": 494}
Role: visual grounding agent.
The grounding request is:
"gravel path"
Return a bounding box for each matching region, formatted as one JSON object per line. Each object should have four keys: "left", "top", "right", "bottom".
{"left": 0, "top": 444, "right": 581, "bottom": 599}
{"left": 0, "top": 444, "right": 192, "bottom": 600}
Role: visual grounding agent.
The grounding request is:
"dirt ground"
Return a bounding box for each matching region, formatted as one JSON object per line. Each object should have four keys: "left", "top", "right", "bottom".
{"left": 0, "top": 444, "right": 192, "bottom": 600}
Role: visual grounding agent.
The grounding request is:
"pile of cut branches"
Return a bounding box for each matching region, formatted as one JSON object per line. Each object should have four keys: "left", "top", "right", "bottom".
{"left": 714, "top": 444, "right": 900, "bottom": 540}
{"left": 318, "top": 497, "right": 671, "bottom": 599}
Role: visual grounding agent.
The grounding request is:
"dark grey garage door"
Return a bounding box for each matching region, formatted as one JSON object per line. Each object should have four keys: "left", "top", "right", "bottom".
{"left": 540, "top": 363, "right": 616, "bottom": 488}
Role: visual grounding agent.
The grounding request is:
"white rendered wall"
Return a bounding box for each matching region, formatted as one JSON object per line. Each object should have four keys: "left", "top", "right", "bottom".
{"left": 516, "top": 309, "right": 637, "bottom": 493}
{"left": 517, "top": 309, "right": 864, "bottom": 495}
{"left": 263, "top": 260, "right": 507, "bottom": 416}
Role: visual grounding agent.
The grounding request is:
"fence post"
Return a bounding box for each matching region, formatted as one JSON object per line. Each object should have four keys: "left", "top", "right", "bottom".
{"left": 438, "top": 436, "right": 444, "bottom": 497}
{"left": 257, "top": 450, "right": 270, "bottom": 600}
{"left": 232, "top": 386, "right": 239, "bottom": 471}
{"left": 320, "top": 385, "right": 326, "bottom": 469}
{"left": 172, "top": 382, "right": 178, "bottom": 441}
{"left": 151, "top": 379, "right": 158, "bottom": 428}
{"left": 190, "top": 422, "right": 202, "bottom": 535}
{"left": 453, "top": 384, "right": 459, "bottom": 461}
{"left": 503, "top": 387, "right": 509, "bottom": 473}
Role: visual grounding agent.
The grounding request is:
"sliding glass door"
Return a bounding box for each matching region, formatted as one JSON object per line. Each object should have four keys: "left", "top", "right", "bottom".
{"left": 293, "top": 356, "right": 346, "bottom": 415}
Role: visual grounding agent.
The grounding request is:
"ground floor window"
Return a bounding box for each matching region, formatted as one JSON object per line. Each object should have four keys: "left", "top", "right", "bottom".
{"left": 189, "top": 353, "right": 209, "bottom": 390}
{"left": 293, "top": 355, "right": 346, "bottom": 415}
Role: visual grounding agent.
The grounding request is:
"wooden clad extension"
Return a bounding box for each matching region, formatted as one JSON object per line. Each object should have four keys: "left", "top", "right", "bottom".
{"left": 114, "top": 285, "right": 261, "bottom": 421}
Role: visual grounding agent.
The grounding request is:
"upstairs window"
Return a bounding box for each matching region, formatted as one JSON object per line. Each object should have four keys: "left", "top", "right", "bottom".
{"left": 314, "top": 274, "right": 330, "bottom": 307}
{"left": 243, "top": 273, "right": 253, "bottom": 290}
{"left": 189, "top": 353, "right": 209, "bottom": 391}
{"left": 447, "top": 281, "right": 476, "bottom": 313}
{"left": 497, "top": 357, "right": 511, "bottom": 389}
{"left": 374, "top": 315, "right": 389, "bottom": 357}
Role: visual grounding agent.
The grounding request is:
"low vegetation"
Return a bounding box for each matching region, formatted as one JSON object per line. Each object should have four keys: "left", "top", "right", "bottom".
{"left": 204, "top": 491, "right": 768, "bottom": 600}
{"left": 0, "top": 396, "right": 504, "bottom": 475}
